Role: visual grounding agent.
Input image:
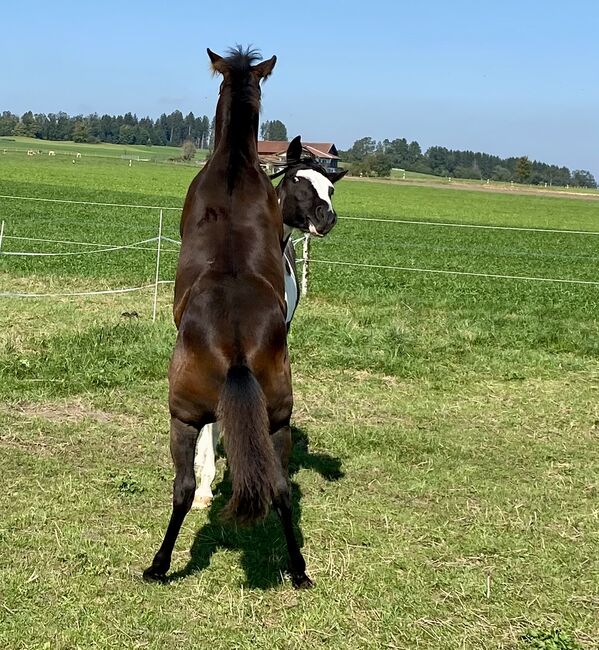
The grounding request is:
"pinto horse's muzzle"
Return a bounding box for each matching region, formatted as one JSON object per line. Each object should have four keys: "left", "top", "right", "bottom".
{"left": 309, "top": 204, "right": 337, "bottom": 237}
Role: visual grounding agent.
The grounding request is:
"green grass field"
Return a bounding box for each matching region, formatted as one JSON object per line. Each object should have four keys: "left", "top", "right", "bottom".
{"left": 386, "top": 167, "right": 599, "bottom": 196}
{"left": 0, "top": 135, "right": 208, "bottom": 164}
{"left": 1, "top": 148, "right": 598, "bottom": 649}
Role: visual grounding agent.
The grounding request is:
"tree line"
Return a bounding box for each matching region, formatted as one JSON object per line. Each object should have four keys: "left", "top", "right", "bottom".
{"left": 340, "top": 136, "right": 597, "bottom": 188}
{"left": 2, "top": 109, "right": 594, "bottom": 188}
{"left": 0, "top": 110, "right": 213, "bottom": 148}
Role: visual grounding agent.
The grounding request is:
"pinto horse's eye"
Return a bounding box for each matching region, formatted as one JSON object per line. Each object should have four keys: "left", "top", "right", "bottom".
{"left": 293, "top": 176, "right": 299, "bottom": 183}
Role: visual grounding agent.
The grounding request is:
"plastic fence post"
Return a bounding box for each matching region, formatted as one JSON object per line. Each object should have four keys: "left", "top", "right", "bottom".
{"left": 152, "top": 209, "right": 163, "bottom": 322}
{"left": 301, "top": 232, "right": 310, "bottom": 296}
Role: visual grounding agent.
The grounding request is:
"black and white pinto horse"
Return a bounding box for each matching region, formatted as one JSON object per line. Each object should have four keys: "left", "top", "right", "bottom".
{"left": 192, "top": 135, "right": 347, "bottom": 509}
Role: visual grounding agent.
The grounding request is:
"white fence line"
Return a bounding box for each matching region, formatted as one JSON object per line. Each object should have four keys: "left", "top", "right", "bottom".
{"left": 2, "top": 234, "right": 180, "bottom": 255}
{"left": 1, "top": 193, "right": 598, "bottom": 316}
{"left": 2, "top": 237, "right": 160, "bottom": 257}
{"left": 0, "top": 281, "right": 173, "bottom": 299}
{"left": 0, "top": 194, "right": 181, "bottom": 211}
{"left": 2, "top": 193, "right": 599, "bottom": 236}
{"left": 308, "top": 259, "right": 599, "bottom": 286}
{"left": 152, "top": 210, "right": 164, "bottom": 322}
{"left": 340, "top": 215, "right": 599, "bottom": 236}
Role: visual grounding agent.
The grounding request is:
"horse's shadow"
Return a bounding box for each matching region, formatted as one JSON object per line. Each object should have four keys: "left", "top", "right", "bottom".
{"left": 168, "top": 426, "right": 344, "bottom": 589}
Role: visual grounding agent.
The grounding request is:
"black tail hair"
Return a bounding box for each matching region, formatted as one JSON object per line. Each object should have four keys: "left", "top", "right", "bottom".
{"left": 217, "top": 365, "right": 277, "bottom": 525}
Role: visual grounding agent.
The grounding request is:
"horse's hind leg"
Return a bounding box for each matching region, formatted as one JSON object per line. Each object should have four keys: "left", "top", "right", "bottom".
{"left": 271, "top": 425, "right": 312, "bottom": 588}
{"left": 192, "top": 422, "right": 220, "bottom": 510}
{"left": 143, "top": 416, "right": 200, "bottom": 581}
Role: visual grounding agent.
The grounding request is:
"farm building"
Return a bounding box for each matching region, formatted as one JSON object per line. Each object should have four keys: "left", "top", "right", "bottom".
{"left": 258, "top": 140, "right": 341, "bottom": 174}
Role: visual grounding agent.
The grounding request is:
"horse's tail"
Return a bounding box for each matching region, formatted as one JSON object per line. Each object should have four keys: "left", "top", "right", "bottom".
{"left": 217, "top": 364, "right": 277, "bottom": 525}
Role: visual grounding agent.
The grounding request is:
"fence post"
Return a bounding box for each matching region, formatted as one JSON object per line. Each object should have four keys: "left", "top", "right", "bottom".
{"left": 0, "top": 220, "right": 5, "bottom": 255}
{"left": 152, "top": 209, "right": 163, "bottom": 322}
{"left": 301, "top": 232, "right": 310, "bottom": 295}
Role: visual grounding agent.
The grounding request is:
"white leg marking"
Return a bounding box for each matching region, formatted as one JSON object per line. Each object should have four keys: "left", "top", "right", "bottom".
{"left": 192, "top": 422, "right": 221, "bottom": 509}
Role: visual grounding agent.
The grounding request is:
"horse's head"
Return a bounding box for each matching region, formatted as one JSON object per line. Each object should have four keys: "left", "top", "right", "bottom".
{"left": 207, "top": 47, "right": 276, "bottom": 152}
{"left": 277, "top": 136, "right": 347, "bottom": 237}
{"left": 206, "top": 45, "right": 277, "bottom": 89}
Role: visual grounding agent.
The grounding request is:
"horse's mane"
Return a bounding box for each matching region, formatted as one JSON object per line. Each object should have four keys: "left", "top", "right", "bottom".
{"left": 216, "top": 46, "right": 264, "bottom": 191}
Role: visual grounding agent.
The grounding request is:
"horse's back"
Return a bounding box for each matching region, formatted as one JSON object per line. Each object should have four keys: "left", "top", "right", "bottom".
{"left": 168, "top": 273, "right": 290, "bottom": 425}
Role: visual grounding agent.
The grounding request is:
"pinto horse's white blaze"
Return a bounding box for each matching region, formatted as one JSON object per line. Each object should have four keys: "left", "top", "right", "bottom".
{"left": 295, "top": 169, "right": 334, "bottom": 211}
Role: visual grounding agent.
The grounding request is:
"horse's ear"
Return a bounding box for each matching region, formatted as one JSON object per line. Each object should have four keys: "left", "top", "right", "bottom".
{"left": 252, "top": 55, "right": 277, "bottom": 81}
{"left": 286, "top": 136, "right": 302, "bottom": 163}
{"left": 207, "top": 48, "right": 227, "bottom": 75}
{"left": 328, "top": 168, "right": 348, "bottom": 184}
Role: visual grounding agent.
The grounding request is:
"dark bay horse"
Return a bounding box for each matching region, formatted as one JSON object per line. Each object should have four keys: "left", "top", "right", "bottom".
{"left": 193, "top": 136, "right": 347, "bottom": 509}
{"left": 144, "top": 47, "right": 311, "bottom": 588}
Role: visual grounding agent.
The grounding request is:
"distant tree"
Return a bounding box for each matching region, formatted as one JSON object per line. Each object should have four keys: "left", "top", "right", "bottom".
{"left": 515, "top": 156, "right": 532, "bottom": 183}
{"left": 369, "top": 152, "right": 393, "bottom": 177}
{"left": 407, "top": 140, "right": 423, "bottom": 166}
{"left": 166, "top": 110, "right": 184, "bottom": 145}
{"left": 454, "top": 165, "right": 476, "bottom": 179}
{"left": 209, "top": 116, "right": 216, "bottom": 150}
{"left": 12, "top": 122, "right": 30, "bottom": 137}
{"left": 427, "top": 146, "right": 451, "bottom": 176}
{"left": 571, "top": 170, "right": 597, "bottom": 188}
{"left": 72, "top": 121, "right": 90, "bottom": 143}
{"left": 191, "top": 114, "right": 210, "bottom": 148}
{"left": 55, "top": 112, "right": 72, "bottom": 140}
{"left": 200, "top": 116, "right": 210, "bottom": 148}
{"left": 0, "top": 111, "right": 18, "bottom": 135}
{"left": 184, "top": 112, "right": 195, "bottom": 141}
{"left": 260, "top": 119, "right": 287, "bottom": 141}
{"left": 181, "top": 140, "right": 197, "bottom": 161}
{"left": 492, "top": 165, "right": 512, "bottom": 182}
{"left": 345, "top": 137, "right": 377, "bottom": 162}
{"left": 19, "top": 111, "right": 37, "bottom": 137}
{"left": 384, "top": 138, "right": 409, "bottom": 167}
{"left": 350, "top": 158, "right": 373, "bottom": 176}
{"left": 118, "top": 124, "right": 136, "bottom": 145}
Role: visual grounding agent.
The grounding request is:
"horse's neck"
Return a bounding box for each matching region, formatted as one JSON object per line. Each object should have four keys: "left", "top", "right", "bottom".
{"left": 213, "top": 90, "right": 259, "bottom": 160}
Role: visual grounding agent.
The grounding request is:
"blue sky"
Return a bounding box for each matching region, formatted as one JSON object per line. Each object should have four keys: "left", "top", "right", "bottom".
{"left": 3, "top": 0, "right": 598, "bottom": 176}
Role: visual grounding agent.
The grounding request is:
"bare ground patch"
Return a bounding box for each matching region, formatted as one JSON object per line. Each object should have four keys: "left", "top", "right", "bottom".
{"left": 1, "top": 398, "right": 139, "bottom": 427}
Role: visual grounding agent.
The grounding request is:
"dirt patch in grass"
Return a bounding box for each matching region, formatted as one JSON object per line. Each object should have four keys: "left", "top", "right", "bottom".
{"left": 1, "top": 398, "right": 138, "bottom": 426}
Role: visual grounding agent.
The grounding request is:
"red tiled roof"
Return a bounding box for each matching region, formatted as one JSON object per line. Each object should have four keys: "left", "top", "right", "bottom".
{"left": 257, "top": 141, "right": 339, "bottom": 159}
{"left": 257, "top": 141, "right": 288, "bottom": 155}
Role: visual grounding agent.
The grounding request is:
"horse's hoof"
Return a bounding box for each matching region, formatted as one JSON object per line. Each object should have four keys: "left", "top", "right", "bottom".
{"left": 192, "top": 495, "right": 212, "bottom": 510}
{"left": 142, "top": 566, "right": 168, "bottom": 583}
{"left": 292, "top": 573, "right": 314, "bottom": 589}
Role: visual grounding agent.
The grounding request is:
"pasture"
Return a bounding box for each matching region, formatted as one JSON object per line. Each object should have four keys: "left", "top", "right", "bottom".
{"left": 0, "top": 135, "right": 208, "bottom": 164}
{"left": 1, "top": 148, "right": 598, "bottom": 649}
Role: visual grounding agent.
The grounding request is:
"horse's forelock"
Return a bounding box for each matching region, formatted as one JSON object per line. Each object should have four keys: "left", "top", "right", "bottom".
{"left": 224, "top": 46, "right": 262, "bottom": 73}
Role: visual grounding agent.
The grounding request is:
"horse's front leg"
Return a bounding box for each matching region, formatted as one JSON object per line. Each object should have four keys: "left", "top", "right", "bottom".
{"left": 192, "top": 422, "right": 220, "bottom": 509}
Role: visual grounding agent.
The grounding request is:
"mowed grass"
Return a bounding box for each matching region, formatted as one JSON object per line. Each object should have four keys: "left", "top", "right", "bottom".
{"left": 0, "top": 135, "right": 208, "bottom": 163}
{"left": 1, "top": 152, "right": 599, "bottom": 649}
